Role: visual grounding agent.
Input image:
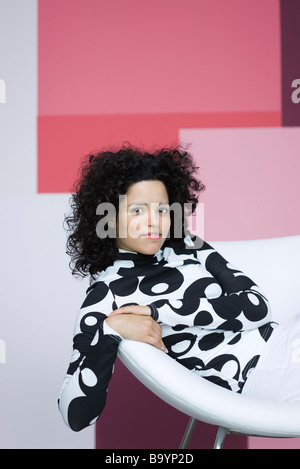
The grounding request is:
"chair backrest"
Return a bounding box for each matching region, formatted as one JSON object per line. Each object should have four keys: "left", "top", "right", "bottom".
{"left": 210, "top": 235, "right": 300, "bottom": 325}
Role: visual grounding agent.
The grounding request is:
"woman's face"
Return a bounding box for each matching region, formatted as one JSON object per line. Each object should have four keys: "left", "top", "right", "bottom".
{"left": 115, "top": 180, "right": 171, "bottom": 255}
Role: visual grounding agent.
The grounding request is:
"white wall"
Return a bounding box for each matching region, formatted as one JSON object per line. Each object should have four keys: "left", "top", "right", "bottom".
{"left": 0, "top": 0, "right": 93, "bottom": 448}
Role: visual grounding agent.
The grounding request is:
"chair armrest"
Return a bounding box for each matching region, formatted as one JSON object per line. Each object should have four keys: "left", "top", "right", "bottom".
{"left": 118, "top": 339, "right": 300, "bottom": 438}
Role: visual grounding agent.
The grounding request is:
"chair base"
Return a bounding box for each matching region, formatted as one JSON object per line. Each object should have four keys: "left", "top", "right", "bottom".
{"left": 180, "top": 419, "right": 300, "bottom": 449}
{"left": 179, "top": 417, "right": 197, "bottom": 449}
{"left": 213, "top": 426, "right": 228, "bottom": 449}
{"left": 180, "top": 418, "right": 228, "bottom": 449}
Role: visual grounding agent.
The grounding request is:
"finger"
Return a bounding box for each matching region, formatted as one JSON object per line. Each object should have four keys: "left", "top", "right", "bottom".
{"left": 146, "top": 323, "right": 168, "bottom": 353}
{"left": 110, "top": 306, "right": 133, "bottom": 316}
{"left": 111, "top": 305, "right": 150, "bottom": 316}
{"left": 109, "top": 308, "right": 125, "bottom": 316}
{"left": 147, "top": 336, "right": 168, "bottom": 353}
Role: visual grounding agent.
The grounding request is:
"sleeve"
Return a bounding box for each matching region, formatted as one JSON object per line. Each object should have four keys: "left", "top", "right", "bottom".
{"left": 149, "top": 237, "right": 272, "bottom": 332}
{"left": 58, "top": 281, "right": 122, "bottom": 432}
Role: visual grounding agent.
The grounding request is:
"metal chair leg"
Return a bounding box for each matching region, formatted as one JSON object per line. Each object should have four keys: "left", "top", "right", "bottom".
{"left": 179, "top": 417, "right": 197, "bottom": 449}
{"left": 213, "top": 426, "right": 228, "bottom": 449}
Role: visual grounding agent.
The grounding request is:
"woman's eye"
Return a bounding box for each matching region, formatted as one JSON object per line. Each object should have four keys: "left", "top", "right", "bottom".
{"left": 131, "top": 208, "right": 143, "bottom": 215}
{"left": 159, "top": 207, "right": 170, "bottom": 214}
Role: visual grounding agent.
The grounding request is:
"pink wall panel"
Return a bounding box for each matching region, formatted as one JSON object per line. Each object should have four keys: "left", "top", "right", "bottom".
{"left": 38, "top": 112, "right": 280, "bottom": 193}
{"left": 38, "top": 0, "right": 281, "bottom": 116}
{"left": 37, "top": 0, "right": 298, "bottom": 450}
{"left": 38, "top": 0, "right": 281, "bottom": 194}
{"left": 180, "top": 127, "right": 300, "bottom": 242}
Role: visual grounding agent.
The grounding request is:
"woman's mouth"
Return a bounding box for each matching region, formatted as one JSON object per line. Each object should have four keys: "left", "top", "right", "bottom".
{"left": 141, "top": 233, "right": 161, "bottom": 239}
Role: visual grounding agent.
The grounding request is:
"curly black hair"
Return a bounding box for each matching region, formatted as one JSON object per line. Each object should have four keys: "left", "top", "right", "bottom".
{"left": 65, "top": 143, "right": 205, "bottom": 279}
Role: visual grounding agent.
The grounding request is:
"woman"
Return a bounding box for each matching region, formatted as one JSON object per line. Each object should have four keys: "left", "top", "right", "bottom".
{"left": 58, "top": 144, "right": 277, "bottom": 432}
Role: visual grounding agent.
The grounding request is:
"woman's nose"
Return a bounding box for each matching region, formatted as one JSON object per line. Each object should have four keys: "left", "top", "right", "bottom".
{"left": 148, "top": 205, "right": 159, "bottom": 227}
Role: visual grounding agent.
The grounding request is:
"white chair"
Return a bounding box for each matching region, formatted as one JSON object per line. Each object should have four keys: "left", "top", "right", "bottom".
{"left": 118, "top": 235, "right": 300, "bottom": 449}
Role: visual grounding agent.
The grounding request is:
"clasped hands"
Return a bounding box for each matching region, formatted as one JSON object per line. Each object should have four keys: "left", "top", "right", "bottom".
{"left": 105, "top": 305, "right": 168, "bottom": 353}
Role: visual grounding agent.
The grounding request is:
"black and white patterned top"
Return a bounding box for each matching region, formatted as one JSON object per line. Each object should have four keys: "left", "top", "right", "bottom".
{"left": 58, "top": 235, "right": 275, "bottom": 431}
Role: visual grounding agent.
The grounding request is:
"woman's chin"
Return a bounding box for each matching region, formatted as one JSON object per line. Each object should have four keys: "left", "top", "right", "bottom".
{"left": 138, "top": 238, "right": 165, "bottom": 255}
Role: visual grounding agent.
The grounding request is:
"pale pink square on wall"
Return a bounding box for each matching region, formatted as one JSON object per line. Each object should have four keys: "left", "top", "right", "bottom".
{"left": 180, "top": 127, "right": 300, "bottom": 241}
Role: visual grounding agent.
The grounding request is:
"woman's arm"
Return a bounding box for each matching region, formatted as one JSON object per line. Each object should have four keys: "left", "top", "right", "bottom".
{"left": 105, "top": 313, "right": 167, "bottom": 352}
{"left": 58, "top": 283, "right": 167, "bottom": 432}
{"left": 58, "top": 282, "right": 121, "bottom": 432}
{"left": 58, "top": 327, "right": 120, "bottom": 432}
